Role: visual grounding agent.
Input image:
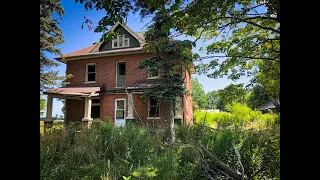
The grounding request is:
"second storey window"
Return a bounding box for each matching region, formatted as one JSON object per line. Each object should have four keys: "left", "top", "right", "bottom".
{"left": 112, "top": 35, "right": 130, "bottom": 48}
{"left": 148, "top": 68, "right": 160, "bottom": 79}
{"left": 86, "top": 63, "right": 96, "bottom": 83}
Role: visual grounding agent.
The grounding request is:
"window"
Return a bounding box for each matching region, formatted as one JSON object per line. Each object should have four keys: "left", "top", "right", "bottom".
{"left": 91, "top": 99, "right": 100, "bottom": 119}
{"left": 118, "top": 63, "right": 126, "bottom": 75}
{"left": 86, "top": 63, "right": 96, "bottom": 83}
{"left": 117, "top": 62, "right": 126, "bottom": 87}
{"left": 116, "top": 100, "right": 125, "bottom": 119}
{"left": 148, "top": 97, "right": 160, "bottom": 117}
{"left": 147, "top": 67, "right": 160, "bottom": 79}
{"left": 112, "top": 35, "right": 130, "bottom": 48}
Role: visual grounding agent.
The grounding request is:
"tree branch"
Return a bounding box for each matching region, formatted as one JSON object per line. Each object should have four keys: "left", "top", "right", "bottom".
{"left": 243, "top": 20, "right": 280, "bottom": 34}
{"left": 232, "top": 143, "right": 245, "bottom": 180}
{"left": 200, "top": 144, "right": 242, "bottom": 180}
{"left": 196, "top": 55, "right": 280, "bottom": 63}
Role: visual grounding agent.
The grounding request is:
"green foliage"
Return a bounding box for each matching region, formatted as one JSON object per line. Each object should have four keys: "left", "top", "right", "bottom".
{"left": 206, "top": 90, "right": 219, "bottom": 109}
{"left": 191, "top": 77, "right": 208, "bottom": 109}
{"left": 247, "top": 84, "right": 271, "bottom": 109}
{"left": 40, "top": 0, "right": 69, "bottom": 92}
{"left": 46, "top": 124, "right": 64, "bottom": 134}
{"left": 194, "top": 103, "right": 279, "bottom": 130}
{"left": 41, "top": 120, "right": 279, "bottom": 180}
{"left": 40, "top": 97, "right": 46, "bottom": 116}
{"left": 186, "top": 0, "right": 280, "bottom": 84}
{"left": 217, "top": 83, "right": 249, "bottom": 110}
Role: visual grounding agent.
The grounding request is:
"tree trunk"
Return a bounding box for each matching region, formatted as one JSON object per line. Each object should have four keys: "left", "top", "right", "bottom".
{"left": 168, "top": 100, "right": 175, "bottom": 145}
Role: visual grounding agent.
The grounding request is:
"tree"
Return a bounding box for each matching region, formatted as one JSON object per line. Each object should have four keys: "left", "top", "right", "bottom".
{"left": 217, "top": 83, "right": 249, "bottom": 110}
{"left": 191, "top": 77, "right": 208, "bottom": 109}
{"left": 40, "top": 98, "right": 46, "bottom": 116}
{"left": 178, "top": 0, "right": 280, "bottom": 85}
{"left": 247, "top": 84, "right": 270, "bottom": 109}
{"left": 40, "top": 0, "right": 66, "bottom": 92}
{"left": 206, "top": 90, "right": 219, "bottom": 109}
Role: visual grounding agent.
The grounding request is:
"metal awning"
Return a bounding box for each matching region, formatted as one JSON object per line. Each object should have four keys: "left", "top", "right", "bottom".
{"left": 44, "top": 86, "right": 101, "bottom": 97}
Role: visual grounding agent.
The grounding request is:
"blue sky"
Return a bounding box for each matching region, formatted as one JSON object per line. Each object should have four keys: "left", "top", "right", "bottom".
{"left": 42, "top": 0, "right": 249, "bottom": 117}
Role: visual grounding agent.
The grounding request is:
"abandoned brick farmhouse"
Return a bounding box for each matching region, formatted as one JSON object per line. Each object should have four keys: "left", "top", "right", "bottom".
{"left": 44, "top": 22, "right": 195, "bottom": 127}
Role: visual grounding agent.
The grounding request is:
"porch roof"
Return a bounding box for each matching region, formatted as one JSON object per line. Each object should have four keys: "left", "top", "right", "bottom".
{"left": 44, "top": 86, "right": 101, "bottom": 97}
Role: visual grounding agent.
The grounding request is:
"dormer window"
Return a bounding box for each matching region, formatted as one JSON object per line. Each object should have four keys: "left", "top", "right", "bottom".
{"left": 112, "top": 35, "right": 130, "bottom": 48}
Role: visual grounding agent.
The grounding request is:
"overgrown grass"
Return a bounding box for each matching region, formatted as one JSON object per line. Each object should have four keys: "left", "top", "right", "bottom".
{"left": 194, "top": 103, "right": 280, "bottom": 130}
{"left": 40, "top": 118, "right": 280, "bottom": 180}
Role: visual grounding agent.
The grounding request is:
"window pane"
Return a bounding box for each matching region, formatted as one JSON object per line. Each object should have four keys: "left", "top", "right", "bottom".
{"left": 124, "top": 39, "right": 129, "bottom": 47}
{"left": 113, "top": 39, "right": 118, "bottom": 47}
{"left": 88, "top": 65, "right": 95, "bottom": 73}
{"left": 116, "top": 110, "right": 124, "bottom": 119}
{"left": 119, "top": 35, "right": 123, "bottom": 47}
{"left": 88, "top": 73, "right": 95, "bottom": 81}
{"left": 91, "top": 106, "right": 100, "bottom": 118}
{"left": 149, "top": 107, "right": 159, "bottom": 117}
{"left": 149, "top": 69, "right": 159, "bottom": 78}
{"left": 150, "top": 98, "right": 158, "bottom": 106}
{"left": 119, "top": 63, "right": 126, "bottom": 75}
{"left": 117, "top": 100, "right": 124, "bottom": 109}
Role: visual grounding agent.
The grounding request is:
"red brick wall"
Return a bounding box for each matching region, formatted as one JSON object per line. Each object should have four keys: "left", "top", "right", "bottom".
{"left": 65, "top": 53, "right": 193, "bottom": 127}
{"left": 66, "top": 53, "right": 151, "bottom": 88}
{"left": 97, "top": 93, "right": 168, "bottom": 128}
{"left": 183, "top": 69, "right": 193, "bottom": 125}
{"left": 66, "top": 99, "right": 84, "bottom": 121}
{"left": 100, "top": 94, "right": 128, "bottom": 122}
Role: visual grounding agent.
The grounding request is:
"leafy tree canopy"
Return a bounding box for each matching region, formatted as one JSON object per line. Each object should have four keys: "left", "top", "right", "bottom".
{"left": 191, "top": 77, "right": 208, "bottom": 109}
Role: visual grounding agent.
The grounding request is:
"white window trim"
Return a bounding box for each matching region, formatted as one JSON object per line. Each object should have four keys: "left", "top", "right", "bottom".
{"left": 85, "top": 63, "right": 96, "bottom": 83}
{"left": 112, "top": 35, "right": 130, "bottom": 48}
{"left": 147, "top": 67, "right": 160, "bottom": 79}
{"left": 148, "top": 98, "right": 160, "bottom": 118}
{"left": 114, "top": 98, "right": 126, "bottom": 121}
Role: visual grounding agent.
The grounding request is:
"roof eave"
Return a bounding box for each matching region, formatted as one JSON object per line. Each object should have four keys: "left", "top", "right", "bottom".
{"left": 56, "top": 49, "right": 146, "bottom": 61}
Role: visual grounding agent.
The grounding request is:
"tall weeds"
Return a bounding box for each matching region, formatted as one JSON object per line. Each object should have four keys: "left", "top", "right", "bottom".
{"left": 41, "top": 112, "right": 279, "bottom": 180}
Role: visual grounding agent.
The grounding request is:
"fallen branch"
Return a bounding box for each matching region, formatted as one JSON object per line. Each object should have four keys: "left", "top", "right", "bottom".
{"left": 200, "top": 144, "right": 242, "bottom": 180}
{"left": 232, "top": 143, "right": 245, "bottom": 180}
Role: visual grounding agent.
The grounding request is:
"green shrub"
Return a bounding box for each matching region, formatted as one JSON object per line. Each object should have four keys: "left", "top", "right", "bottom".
{"left": 194, "top": 103, "right": 279, "bottom": 130}
{"left": 40, "top": 121, "right": 279, "bottom": 180}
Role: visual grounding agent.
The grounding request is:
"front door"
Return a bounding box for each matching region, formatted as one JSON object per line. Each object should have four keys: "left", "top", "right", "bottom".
{"left": 115, "top": 99, "right": 126, "bottom": 127}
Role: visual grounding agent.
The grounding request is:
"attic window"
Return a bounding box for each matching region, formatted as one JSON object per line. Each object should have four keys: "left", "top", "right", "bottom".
{"left": 112, "top": 35, "right": 130, "bottom": 48}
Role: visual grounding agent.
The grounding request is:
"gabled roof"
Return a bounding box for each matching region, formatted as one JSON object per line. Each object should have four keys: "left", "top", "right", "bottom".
{"left": 109, "top": 22, "right": 145, "bottom": 45}
{"left": 56, "top": 22, "right": 146, "bottom": 62}
{"left": 257, "top": 98, "right": 280, "bottom": 110}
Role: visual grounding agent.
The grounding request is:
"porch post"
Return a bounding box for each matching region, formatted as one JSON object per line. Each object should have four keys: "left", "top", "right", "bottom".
{"left": 45, "top": 95, "right": 53, "bottom": 121}
{"left": 126, "top": 90, "right": 134, "bottom": 120}
{"left": 82, "top": 96, "right": 93, "bottom": 128}
{"left": 64, "top": 99, "right": 68, "bottom": 127}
